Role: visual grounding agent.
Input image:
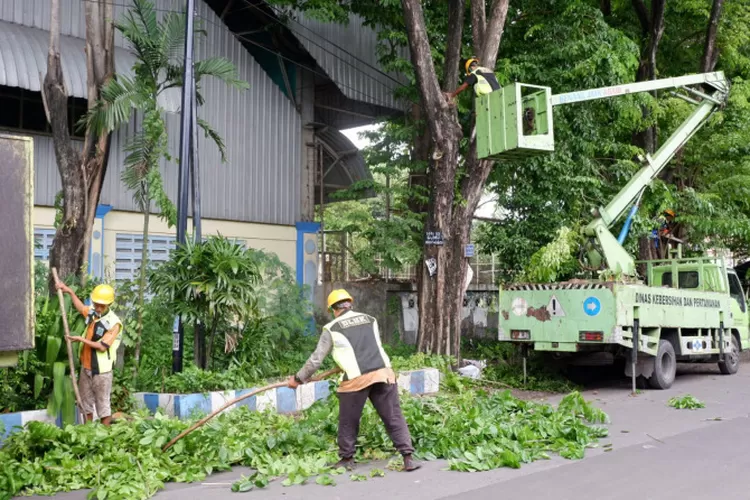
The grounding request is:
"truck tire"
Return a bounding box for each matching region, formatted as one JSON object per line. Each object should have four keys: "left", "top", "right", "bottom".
{"left": 718, "top": 335, "right": 740, "bottom": 375}
{"left": 648, "top": 339, "right": 676, "bottom": 390}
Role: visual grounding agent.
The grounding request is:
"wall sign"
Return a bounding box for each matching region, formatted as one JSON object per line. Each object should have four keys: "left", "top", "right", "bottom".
{"left": 464, "top": 244, "right": 475, "bottom": 257}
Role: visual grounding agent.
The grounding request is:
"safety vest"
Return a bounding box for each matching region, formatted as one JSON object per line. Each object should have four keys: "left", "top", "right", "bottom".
{"left": 470, "top": 66, "right": 498, "bottom": 96}
{"left": 325, "top": 310, "right": 391, "bottom": 381}
{"left": 85, "top": 309, "right": 123, "bottom": 374}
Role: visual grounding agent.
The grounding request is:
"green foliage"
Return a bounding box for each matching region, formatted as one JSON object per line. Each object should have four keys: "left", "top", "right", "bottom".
{"left": 462, "top": 338, "right": 578, "bottom": 393}
{"left": 1, "top": 274, "right": 103, "bottom": 421}
{"left": 668, "top": 395, "right": 705, "bottom": 410}
{"left": 1, "top": 386, "right": 607, "bottom": 499}
{"left": 320, "top": 162, "right": 423, "bottom": 278}
{"left": 86, "top": 0, "right": 249, "bottom": 381}
{"left": 149, "top": 236, "right": 262, "bottom": 369}
{"left": 522, "top": 226, "right": 584, "bottom": 283}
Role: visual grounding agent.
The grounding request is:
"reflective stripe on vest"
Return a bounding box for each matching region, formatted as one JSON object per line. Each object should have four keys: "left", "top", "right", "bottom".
{"left": 471, "top": 66, "right": 494, "bottom": 96}
{"left": 326, "top": 310, "right": 391, "bottom": 381}
{"left": 89, "top": 310, "right": 123, "bottom": 374}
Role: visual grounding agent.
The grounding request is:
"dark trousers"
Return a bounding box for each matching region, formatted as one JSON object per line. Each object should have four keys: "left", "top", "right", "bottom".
{"left": 337, "top": 382, "right": 415, "bottom": 459}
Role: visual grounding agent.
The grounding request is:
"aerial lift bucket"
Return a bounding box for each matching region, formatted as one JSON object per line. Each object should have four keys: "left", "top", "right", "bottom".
{"left": 476, "top": 83, "right": 555, "bottom": 160}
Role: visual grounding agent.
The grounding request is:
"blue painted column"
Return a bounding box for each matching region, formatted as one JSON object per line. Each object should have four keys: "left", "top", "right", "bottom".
{"left": 296, "top": 221, "right": 321, "bottom": 334}
{"left": 88, "top": 204, "right": 112, "bottom": 279}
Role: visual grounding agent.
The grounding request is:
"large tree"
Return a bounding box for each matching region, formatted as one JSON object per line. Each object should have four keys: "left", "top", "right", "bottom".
{"left": 399, "top": 0, "right": 510, "bottom": 356}
{"left": 43, "top": 0, "right": 115, "bottom": 287}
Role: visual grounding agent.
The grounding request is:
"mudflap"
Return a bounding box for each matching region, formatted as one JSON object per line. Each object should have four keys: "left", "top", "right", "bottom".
{"left": 624, "top": 354, "right": 655, "bottom": 379}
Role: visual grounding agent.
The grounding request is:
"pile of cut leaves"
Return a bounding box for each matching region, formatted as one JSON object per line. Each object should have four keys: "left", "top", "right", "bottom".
{"left": 0, "top": 388, "right": 608, "bottom": 500}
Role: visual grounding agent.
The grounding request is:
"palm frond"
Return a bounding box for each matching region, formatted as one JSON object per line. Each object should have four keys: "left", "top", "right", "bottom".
{"left": 194, "top": 58, "right": 250, "bottom": 90}
{"left": 85, "top": 75, "right": 148, "bottom": 133}
{"left": 117, "top": 0, "right": 171, "bottom": 81}
{"left": 131, "top": 0, "right": 160, "bottom": 45}
{"left": 160, "top": 11, "right": 187, "bottom": 62}
{"left": 121, "top": 131, "right": 161, "bottom": 211}
{"left": 197, "top": 118, "right": 228, "bottom": 162}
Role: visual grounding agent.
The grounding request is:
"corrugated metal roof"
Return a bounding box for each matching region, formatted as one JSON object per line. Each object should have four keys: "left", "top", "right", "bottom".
{"left": 317, "top": 127, "right": 369, "bottom": 184}
{"left": 21, "top": 0, "right": 303, "bottom": 226}
{"left": 289, "top": 10, "right": 408, "bottom": 112}
{"left": 0, "top": 19, "right": 181, "bottom": 113}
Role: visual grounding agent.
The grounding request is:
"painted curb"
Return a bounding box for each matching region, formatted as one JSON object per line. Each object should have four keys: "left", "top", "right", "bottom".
{"left": 131, "top": 368, "right": 441, "bottom": 419}
{"left": 0, "top": 368, "right": 440, "bottom": 444}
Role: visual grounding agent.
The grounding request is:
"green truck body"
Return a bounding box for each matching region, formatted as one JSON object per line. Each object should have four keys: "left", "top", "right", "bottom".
{"left": 498, "top": 259, "right": 748, "bottom": 388}
{"left": 482, "top": 72, "right": 743, "bottom": 389}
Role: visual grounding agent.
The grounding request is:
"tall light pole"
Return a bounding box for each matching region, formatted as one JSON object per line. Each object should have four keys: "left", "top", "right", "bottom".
{"left": 173, "top": 0, "right": 196, "bottom": 374}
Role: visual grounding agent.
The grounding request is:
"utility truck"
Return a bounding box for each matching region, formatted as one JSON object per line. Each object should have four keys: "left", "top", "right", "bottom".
{"left": 476, "top": 72, "right": 747, "bottom": 390}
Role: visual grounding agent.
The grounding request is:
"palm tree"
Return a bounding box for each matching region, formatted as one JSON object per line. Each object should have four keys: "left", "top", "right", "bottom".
{"left": 87, "top": 0, "right": 249, "bottom": 381}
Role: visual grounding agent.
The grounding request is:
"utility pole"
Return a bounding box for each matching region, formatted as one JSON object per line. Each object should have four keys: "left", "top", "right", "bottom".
{"left": 173, "top": 0, "right": 196, "bottom": 374}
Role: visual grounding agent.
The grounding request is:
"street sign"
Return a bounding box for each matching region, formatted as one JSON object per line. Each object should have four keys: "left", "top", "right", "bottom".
{"left": 425, "top": 231, "right": 444, "bottom": 245}
{"left": 464, "top": 244, "right": 475, "bottom": 257}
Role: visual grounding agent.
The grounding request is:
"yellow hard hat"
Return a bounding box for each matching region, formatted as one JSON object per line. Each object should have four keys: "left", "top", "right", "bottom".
{"left": 663, "top": 209, "right": 675, "bottom": 218}
{"left": 90, "top": 284, "right": 115, "bottom": 305}
{"left": 327, "top": 289, "right": 353, "bottom": 309}
{"left": 465, "top": 58, "right": 479, "bottom": 75}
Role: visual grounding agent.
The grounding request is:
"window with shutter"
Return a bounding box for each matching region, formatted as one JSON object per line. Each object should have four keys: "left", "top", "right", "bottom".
{"left": 33, "top": 228, "right": 56, "bottom": 262}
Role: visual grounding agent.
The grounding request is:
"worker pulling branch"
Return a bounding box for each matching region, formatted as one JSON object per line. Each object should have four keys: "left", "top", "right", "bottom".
{"left": 287, "top": 289, "right": 421, "bottom": 472}
{"left": 55, "top": 283, "right": 123, "bottom": 426}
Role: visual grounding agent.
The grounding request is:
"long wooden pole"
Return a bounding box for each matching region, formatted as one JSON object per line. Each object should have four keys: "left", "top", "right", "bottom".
{"left": 162, "top": 368, "right": 341, "bottom": 452}
{"left": 51, "top": 268, "right": 86, "bottom": 424}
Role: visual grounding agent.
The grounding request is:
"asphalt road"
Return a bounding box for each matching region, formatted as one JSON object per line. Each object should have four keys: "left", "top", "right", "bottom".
{"left": 25, "top": 361, "right": 750, "bottom": 500}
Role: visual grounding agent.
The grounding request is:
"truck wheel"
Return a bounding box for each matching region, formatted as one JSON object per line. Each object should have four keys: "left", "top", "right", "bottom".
{"left": 718, "top": 335, "right": 740, "bottom": 375}
{"left": 648, "top": 339, "right": 676, "bottom": 390}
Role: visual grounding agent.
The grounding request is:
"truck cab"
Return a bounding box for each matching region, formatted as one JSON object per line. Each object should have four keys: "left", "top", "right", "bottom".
{"left": 650, "top": 262, "right": 749, "bottom": 346}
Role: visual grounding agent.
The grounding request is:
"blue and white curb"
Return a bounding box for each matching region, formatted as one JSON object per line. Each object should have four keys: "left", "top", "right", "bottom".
{"left": 132, "top": 368, "right": 441, "bottom": 419}
{"left": 0, "top": 408, "right": 81, "bottom": 444}
{"left": 0, "top": 369, "right": 440, "bottom": 444}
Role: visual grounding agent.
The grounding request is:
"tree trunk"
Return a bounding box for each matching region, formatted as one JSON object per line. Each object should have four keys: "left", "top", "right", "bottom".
{"left": 194, "top": 321, "right": 205, "bottom": 369}
{"left": 700, "top": 0, "right": 724, "bottom": 73}
{"left": 402, "top": 0, "right": 509, "bottom": 359}
{"left": 44, "top": 0, "right": 114, "bottom": 290}
{"left": 44, "top": 0, "right": 81, "bottom": 289}
{"left": 206, "top": 314, "right": 221, "bottom": 370}
{"left": 132, "top": 202, "right": 150, "bottom": 383}
{"left": 631, "top": 0, "right": 665, "bottom": 262}
{"left": 631, "top": 0, "right": 665, "bottom": 156}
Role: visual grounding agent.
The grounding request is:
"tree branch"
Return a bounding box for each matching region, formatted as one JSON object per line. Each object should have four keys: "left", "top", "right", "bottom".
{"left": 631, "top": 0, "right": 650, "bottom": 35}
{"left": 480, "top": 0, "right": 511, "bottom": 68}
{"left": 401, "top": 0, "right": 450, "bottom": 141}
{"left": 700, "top": 0, "right": 724, "bottom": 72}
{"left": 471, "top": 0, "right": 486, "bottom": 57}
{"left": 443, "top": 0, "right": 465, "bottom": 92}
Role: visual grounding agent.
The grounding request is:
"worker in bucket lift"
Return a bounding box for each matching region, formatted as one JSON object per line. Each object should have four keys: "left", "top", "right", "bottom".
{"left": 55, "top": 282, "right": 123, "bottom": 426}
{"left": 445, "top": 57, "right": 500, "bottom": 103}
{"left": 660, "top": 209, "right": 676, "bottom": 237}
{"left": 287, "top": 289, "right": 421, "bottom": 472}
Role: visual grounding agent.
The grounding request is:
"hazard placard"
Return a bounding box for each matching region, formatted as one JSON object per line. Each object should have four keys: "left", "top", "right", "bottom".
{"left": 546, "top": 295, "right": 566, "bottom": 317}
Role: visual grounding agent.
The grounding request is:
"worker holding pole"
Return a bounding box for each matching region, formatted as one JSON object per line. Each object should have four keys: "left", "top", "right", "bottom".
{"left": 55, "top": 282, "right": 123, "bottom": 426}
{"left": 288, "top": 289, "right": 421, "bottom": 472}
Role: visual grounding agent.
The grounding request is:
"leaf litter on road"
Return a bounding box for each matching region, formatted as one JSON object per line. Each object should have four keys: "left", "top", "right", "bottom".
{"left": 0, "top": 389, "right": 608, "bottom": 499}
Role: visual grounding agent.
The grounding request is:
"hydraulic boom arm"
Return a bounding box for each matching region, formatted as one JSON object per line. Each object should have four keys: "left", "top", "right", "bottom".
{"left": 551, "top": 72, "right": 730, "bottom": 276}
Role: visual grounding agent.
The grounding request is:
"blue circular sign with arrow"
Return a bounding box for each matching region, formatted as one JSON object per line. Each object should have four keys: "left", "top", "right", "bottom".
{"left": 583, "top": 296, "right": 601, "bottom": 316}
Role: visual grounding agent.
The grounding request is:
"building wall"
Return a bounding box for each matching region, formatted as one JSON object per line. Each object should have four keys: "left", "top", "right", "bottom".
{"left": 2, "top": 0, "right": 303, "bottom": 225}
{"left": 33, "top": 207, "right": 297, "bottom": 281}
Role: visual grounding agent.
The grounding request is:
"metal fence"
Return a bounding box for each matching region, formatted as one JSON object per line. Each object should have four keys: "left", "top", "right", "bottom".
{"left": 319, "top": 230, "right": 501, "bottom": 285}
